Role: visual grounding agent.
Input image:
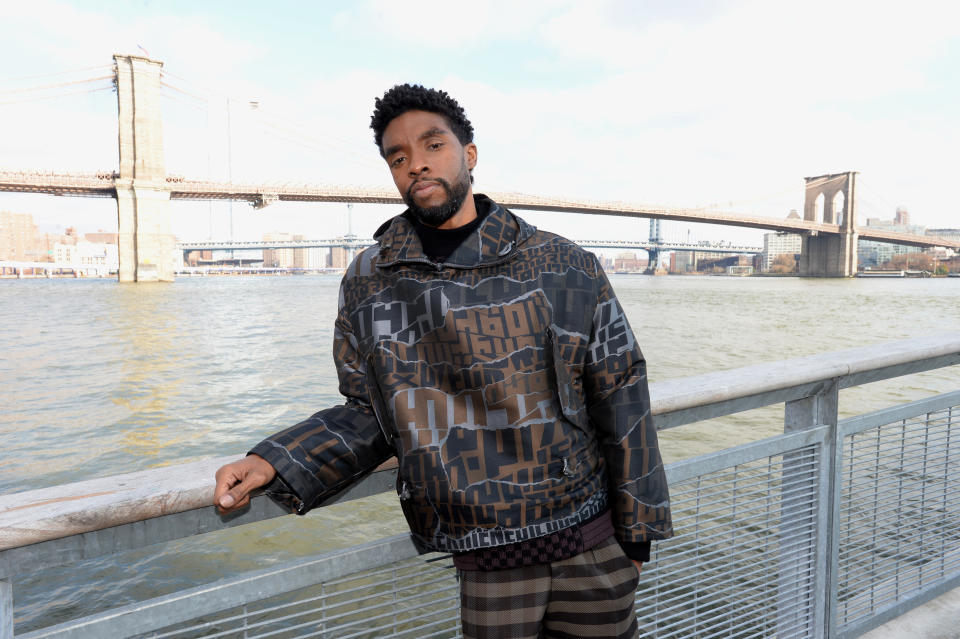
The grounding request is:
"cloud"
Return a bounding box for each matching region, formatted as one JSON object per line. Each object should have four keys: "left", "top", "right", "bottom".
{"left": 2, "top": 0, "right": 959, "bottom": 241}
{"left": 331, "top": 0, "right": 573, "bottom": 48}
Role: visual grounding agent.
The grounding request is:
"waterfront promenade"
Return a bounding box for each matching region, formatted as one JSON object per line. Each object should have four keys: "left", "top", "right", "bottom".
{"left": 2, "top": 332, "right": 959, "bottom": 637}
{"left": 1, "top": 275, "right": 958, "bottom": 637}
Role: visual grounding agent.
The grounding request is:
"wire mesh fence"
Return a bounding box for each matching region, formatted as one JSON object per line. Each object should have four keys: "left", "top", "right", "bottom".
{"left": 837, "top": 404, "right": 960, "bottom": 633}
{"left": 133, "top": 556, "right": 461, "bottom": 639}
{"left": 132, "top": 440, "right": 824, "bottom": 639}
{"left": 637, "top": 445, "right": 820, "bottom": 638}
{"left": 9, "top": 382, "right": 960, "bottom": 638}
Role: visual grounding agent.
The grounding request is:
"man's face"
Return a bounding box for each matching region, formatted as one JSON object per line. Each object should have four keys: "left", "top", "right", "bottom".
{"left": 381, "top": 110, "right": 477, "bottom": 227}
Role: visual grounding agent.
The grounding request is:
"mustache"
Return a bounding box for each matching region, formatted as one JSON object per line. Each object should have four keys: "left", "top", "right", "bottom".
{"left": 406, "top": 178, "right": 450, "bottom": 199}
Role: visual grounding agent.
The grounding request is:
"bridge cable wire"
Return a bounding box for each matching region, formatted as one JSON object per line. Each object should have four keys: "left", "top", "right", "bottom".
{"left": 856, "top": 177, "right": 901, "bottom": 215}
{"left": 0, "top": 64, "right": 112, "bottom": 86}
{"left": 701, "top": 184, "right": 799, "bottom": 213}
{"left": 252, "top": 118, "right": 386, "bottom": 173}
{"left": 0, "top": 75, "right": 115, "bottom": 96}
{"left": 159, "top": 73, "right": 387, "bottom": 176}
{"left": 160, "top": 80, "right": 209, "bottom": 103}
{"left": 0, "top": 84, "right": 114, "bottom": 107}
{"left": 159, "top": 91, "right": 387, "bottom": 176}
{"left": 160, "top": 84, "right": 210, "bottom": 114}
{"left": 161, "top": 69, "right": 383, "bottom": 162}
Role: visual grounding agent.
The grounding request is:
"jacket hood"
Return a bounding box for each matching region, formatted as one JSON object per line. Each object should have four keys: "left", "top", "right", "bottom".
{"left": 373, "top": 194, "right": 537, "bottom": 269}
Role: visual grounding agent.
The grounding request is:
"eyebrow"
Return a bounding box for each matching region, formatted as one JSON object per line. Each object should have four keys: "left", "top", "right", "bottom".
{"left": 383, "top": 127, "right": 450, "bottom": 158}
{"left": 418, "top": 127, "right": 448, "bottom": 141}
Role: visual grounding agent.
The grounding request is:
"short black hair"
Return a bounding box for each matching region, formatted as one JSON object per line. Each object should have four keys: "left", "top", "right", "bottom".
{"left": 371, "top": 84, "right": 474, "bottom": 156}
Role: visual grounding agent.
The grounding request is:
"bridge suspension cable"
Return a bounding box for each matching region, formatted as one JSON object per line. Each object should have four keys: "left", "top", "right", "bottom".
{"left": 0, "top": 84, "right": 114, "bottom": 107}
{"left": 0, "top": 69, "right": 115, "bottom": 107}
{"left": 0, "top": 64, "right": 113, "bottom": 86}
{"left": 856, "top": 176, "right": 902, "bottom": 216}
{"left": 0, "top": 75, "right": 114, "bottom": 96}
{"left": 159, "top": 69, "right": 386, "bottom": 176}
{"left": 699, "top": 182, "right": 799, "bottom": 212}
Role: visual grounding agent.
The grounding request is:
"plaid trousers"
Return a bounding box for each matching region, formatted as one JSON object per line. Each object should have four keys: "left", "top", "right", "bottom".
{"left": 458, "top": 536, "right": 641, "bottom": 639}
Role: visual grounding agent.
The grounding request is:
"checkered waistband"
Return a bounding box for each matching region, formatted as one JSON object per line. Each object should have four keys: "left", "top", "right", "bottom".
{"left": 452, "top": 510, "right": 614, "bottom": 571}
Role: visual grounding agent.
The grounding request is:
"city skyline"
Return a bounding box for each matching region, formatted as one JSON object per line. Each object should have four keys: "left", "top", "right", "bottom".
{"left": 1, "top": 1, "right": 958, "bottom": 246}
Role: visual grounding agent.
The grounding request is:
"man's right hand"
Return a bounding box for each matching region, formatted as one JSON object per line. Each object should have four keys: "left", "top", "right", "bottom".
{"left": 213, "top": 454, "right": 277, "bottom": 514}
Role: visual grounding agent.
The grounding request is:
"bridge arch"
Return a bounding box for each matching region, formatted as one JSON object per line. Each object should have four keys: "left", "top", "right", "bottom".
{"left": 804, "top": 172, "right": 855, "bottom": 231}
{"left": 799, "top": 171, "right": 859, "bottom": 276}
{"left": 833, "top": 191, "right": 846, "bottom": 226}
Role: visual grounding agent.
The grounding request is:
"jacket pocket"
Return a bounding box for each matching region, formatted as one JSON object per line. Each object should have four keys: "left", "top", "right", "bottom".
{"left": 545, "top": 326, "right": 589, "bottom": 431}
{"left": 364, "top": 353, "right": 399, "bottom": 450}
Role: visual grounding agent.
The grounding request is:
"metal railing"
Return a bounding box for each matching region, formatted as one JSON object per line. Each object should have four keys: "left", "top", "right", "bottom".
{"left": 2, "top": 333, "right": 959, "bottom": 638}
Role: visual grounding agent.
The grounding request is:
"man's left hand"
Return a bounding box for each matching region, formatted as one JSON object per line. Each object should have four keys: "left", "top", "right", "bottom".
{"left": 632, "top": 560, "right": 643, "bottom": 576}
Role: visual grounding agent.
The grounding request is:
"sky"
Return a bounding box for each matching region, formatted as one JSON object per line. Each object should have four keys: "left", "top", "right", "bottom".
{"left": 1, "top": 0, "right": 958, "bottom": 247}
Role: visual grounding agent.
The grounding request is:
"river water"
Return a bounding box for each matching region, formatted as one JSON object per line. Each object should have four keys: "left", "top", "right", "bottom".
{"left": 2, "top": 274, "right": 958, "bottom": 632}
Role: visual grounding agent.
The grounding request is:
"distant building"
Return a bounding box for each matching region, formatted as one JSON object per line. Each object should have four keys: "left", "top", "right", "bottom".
{"left": 0, "top": 211, "right": 39, "bottom": 261}
{"left": 894, "top": 206, "right": 910, "bottom": 227}
{"left": 671, "top": 251, "right": 694, "bottom": 273}
{"left": 291, "top": 235, "right": 308, "bottom": 269}
{"left": 307, "top": 247, "right": 325, "bottom": 269}
{"left": 185, "top": 250, "right": 213, "bottom": 266}
{"left": 925, "top": 228, "right": 960, "bottom": 262}
{"left": 76, "top": 240, "right": 119, "bottom": 273}
{"left": 84, "top": 231, "right": 119, "bottom": 245}
{"left": 858, "top": 213, "right": 925, "bottom": 268}
{"left": 762, "top": 232, "right": 802, "bottom": 271}
{"left": 329, "top": 245, "right": 350, "bottom": 269}
{"left": 613, "top": 251, "right": 647, "bottom": 273}
{"left": 53, "top": 242, "right": 77, "bottom": 264}
{"left": 262, "top": 232, "right": 296, "bottom": 268}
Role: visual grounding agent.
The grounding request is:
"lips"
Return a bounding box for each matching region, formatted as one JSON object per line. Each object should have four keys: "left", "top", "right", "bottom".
{"left": 412, "top": 181, "right": 440, "bottom": 196}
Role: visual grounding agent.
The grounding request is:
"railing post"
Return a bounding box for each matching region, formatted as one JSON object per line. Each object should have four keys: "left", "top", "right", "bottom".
{"left": 1, "top": 579, "right": 12, "bottom": 639}
{"left": 781, "top": 380, "right": 839, "bottom": 639}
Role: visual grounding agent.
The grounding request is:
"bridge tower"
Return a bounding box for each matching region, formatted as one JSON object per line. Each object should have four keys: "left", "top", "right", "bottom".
{"left": 798, "top": 171, "right": 858, "bottom": 277}
{"left": 113, "top": 54, "right": 175, "bottom": 282}
{"left": 646, "top": 218, "right": 663, "bottom": 272}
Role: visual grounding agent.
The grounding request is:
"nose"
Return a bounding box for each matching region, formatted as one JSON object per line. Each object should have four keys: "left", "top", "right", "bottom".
{"left": 408, "top": 150, "right": 429, "bottom": 177}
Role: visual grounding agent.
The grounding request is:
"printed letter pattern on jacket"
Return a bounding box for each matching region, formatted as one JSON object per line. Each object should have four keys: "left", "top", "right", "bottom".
{"left": 250, "top": 195, "right": 672, "bottom": 554}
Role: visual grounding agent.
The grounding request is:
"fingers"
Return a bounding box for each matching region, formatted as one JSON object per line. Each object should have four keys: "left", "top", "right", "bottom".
{"left": 213, "top": 456, "right": 276, "bottom": 514}
{"left": 220, "top": 473, "right": 260, "bottom": 511}
{"left": 632, "top": 559, "right": 643, "bottom": 576}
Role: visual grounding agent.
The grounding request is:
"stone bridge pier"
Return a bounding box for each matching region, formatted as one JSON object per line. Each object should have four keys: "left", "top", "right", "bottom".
{"left": 799, "top": 171, "right": 858, "bottom": 277}
{"left": 114, "top": 54, "right": 175, "bottom": 282}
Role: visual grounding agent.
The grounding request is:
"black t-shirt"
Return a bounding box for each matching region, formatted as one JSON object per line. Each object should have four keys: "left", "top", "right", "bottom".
{"left": 414, "top": 199, "right": 491, "bottom": 264}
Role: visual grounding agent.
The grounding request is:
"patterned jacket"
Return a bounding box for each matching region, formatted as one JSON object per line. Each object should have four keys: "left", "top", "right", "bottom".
{"left": 250, "top": 195, "right": 672, "bottom": 554}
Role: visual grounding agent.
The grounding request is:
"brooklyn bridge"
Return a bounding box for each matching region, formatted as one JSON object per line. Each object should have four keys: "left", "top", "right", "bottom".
{"left": 1, "top": 54, "right": 956, "bottom": 281}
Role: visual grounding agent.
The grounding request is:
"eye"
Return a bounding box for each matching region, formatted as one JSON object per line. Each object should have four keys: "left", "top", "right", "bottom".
{"left": 428, "top": 142, "right": 443, "bottom": 151}
{"left": 390, "top": 156, "right": 406, "bottom": 168}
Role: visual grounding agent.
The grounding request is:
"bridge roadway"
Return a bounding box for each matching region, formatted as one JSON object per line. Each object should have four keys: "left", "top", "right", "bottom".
{"left": 177, "top": 238, "right": 763, "bottom": 254}
{"left": 2, "top": 169, "right": 958, "bottom": 250}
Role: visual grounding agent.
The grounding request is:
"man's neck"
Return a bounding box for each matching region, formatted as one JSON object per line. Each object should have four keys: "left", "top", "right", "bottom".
{"left": 432, "top": 188, "right": 477, "bottom": 229}
{"left": 413, "top": 194, "right": 490, "bottom": 264}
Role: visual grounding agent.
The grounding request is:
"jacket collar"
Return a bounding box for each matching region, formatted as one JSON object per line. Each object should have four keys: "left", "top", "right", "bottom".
{"left": 374, "top": 194, "right": 537, "bottom": 269}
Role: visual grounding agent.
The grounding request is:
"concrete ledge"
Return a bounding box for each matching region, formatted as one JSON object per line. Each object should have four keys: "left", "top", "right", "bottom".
{"left": 861, "top": 585, "right": 960, "bottom": 639}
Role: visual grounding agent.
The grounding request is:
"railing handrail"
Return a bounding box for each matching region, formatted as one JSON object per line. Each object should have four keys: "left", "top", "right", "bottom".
{"left": 2, "top": 332, "right": 958, "bottom": 576}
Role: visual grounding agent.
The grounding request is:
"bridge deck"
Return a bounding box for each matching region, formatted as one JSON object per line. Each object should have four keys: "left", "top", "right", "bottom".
{"left": 1, "top": 170, "right": 957, "bottom": 249}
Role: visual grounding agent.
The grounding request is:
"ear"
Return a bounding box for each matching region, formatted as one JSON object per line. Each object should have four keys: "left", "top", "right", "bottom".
{"left": 464, "top": 142, "right": 477, "bottom": 170}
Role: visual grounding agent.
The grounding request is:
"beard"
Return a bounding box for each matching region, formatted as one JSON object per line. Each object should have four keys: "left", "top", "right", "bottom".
{"left": 403, "top": 160, "right": 471, "bottom": 227}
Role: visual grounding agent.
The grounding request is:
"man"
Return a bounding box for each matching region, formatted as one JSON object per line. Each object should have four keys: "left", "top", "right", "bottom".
{"left": 214, "top": 84, "right": 672, "bottom": 639}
